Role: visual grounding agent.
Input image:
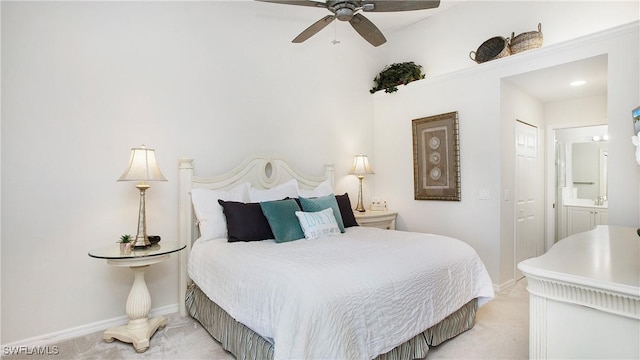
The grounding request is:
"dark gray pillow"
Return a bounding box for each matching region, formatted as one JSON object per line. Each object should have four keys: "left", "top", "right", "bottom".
{"left": 335, "top": 193, "right": 359, "bottom": 228}
{"left": 218, "top": 200, "right": 273, "bottom": 242}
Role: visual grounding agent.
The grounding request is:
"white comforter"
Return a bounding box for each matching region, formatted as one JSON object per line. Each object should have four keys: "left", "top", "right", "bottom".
{"left": 188, "top": 226, "right": 494, "bottom": 360}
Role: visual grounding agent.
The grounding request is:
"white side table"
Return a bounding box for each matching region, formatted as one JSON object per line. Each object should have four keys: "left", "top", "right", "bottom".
{"left": 354, "top": 210, "right": 397, "bottom": 230}
{"left": 89, "top": 241, "right": 185, "bottom": 352}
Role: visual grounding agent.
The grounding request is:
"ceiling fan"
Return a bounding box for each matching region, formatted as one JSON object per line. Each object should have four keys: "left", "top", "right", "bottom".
{"left": 258, "top": 0, "right": 441, "bottom": 47}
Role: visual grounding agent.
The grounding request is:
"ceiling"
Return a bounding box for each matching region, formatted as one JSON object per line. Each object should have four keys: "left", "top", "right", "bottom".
{"left": 503, "top": 55, "right": 608, "bottom": 104}
{"left": 361, "top": 0, "right": 465, "bottom": 32}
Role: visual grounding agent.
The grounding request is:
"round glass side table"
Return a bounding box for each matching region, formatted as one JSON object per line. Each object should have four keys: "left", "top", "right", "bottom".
{"left": 89, "top": 241, "right": 185, "bottom": 352}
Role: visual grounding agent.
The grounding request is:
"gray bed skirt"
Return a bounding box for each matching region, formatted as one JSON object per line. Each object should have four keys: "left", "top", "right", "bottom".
{"left": 186, "top": 283, "right": 478, "bottom": 360}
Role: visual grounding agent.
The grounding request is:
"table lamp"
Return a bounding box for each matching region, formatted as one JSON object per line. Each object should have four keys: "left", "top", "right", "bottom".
{"left": 118, "top": 145, "right": 167, "bottom": 247}
{"left": 349, "top": 154, "right": 374, "bottom": 212}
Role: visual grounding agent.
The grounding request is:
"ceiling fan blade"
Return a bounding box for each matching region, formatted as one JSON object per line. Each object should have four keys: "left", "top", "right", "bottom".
{"left": 363, "top": 0, "right": 440, "bottom": 12}
{"left": 292, "top": 15, "right": 336, "bottom": 43}
{"left": 256, "top": 0, "right": 327, "bottom": 8}
{"left": 349, "top": 13, "right": 386, "bottom": 47}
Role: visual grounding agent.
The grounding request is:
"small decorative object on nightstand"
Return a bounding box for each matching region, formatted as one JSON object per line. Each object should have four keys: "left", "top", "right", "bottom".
{"left": 354, "top": 210, "right": 397, "bottom": 230}
{"left": 89, "top": 241, "right": 185, "bottom": 353}
{"left": 118, "top": 234, "right": 133, "bottom": 254}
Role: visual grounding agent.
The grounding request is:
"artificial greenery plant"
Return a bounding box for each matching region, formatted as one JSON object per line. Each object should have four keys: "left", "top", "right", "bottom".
{"left": 370, "top": 61, "right": 425, "bottom": 94}
{"left": 119, "top": 234, "right": 132, "bottom": 243}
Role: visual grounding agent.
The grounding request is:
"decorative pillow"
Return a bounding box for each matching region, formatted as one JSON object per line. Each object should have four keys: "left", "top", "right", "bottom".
{"left": 218, "top": 200, "right": 274, "bottom": 242}
{"left": 250, "top": 179, "right": 300, "bottom": 202}
{"left": 298, "top": 195, "right": 345, "bottom": 233}
{"left": 191, "top": 182, "right": 250, "bottom": 241}
{"left": 260, "top": 198, "right": 305, "bottom": 243}
{"left": 295, "top": 208, "right": 341, "bottom": 240}
{"left": 298, "top": 179, "right": 334, "bottom": 198}
{"left": 335, "top": 193, "right": 359, "bottom": 228}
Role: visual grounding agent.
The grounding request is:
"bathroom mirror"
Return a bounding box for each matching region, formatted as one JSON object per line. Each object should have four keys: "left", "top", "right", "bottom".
{"left": 556, "top": 124, "right": 608, "bottom": 202}
{"left": 571, "top": 141, "right": 607, "bottom": 200}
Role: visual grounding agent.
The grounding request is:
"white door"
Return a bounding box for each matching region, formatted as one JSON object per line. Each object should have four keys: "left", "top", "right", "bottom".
{"left": 515, "top": 121, "right": 541, "bottom": 279}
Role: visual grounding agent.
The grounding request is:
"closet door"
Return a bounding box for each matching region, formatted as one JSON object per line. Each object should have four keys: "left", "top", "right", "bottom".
{"left": 515, "top": 120, "right": 541, "bottom": 278}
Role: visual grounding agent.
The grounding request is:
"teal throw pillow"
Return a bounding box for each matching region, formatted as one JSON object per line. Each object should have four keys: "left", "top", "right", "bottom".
{"left": 260, "top": 198, "right": 305, "bottom": 243}
{"left": 299, "top": 195, "right": 345, "bottom": 233}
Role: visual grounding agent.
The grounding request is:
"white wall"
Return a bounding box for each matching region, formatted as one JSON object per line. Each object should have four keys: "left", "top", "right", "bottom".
{"left": 2, "top": 0, "right": 639, "bottom": 347}
{"left": 546, "top": 95, "right": 608, "bottom": 128}
{"left": 0, "top": 1, "right": 385, "bottom": 344}
{"left": 374, "top": 1, "right": 639, "bottom": 288}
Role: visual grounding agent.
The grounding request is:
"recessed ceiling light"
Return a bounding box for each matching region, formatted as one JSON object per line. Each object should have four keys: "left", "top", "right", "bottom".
{"left": 570, "top": 80, "right": 587, "bottom": 87}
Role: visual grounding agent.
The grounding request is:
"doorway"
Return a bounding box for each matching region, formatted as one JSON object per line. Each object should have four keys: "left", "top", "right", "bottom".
{"left": 552, "top": 124, "right": 609, "bottom": 242}
{"left": 503, "top": 54, "right": 608, "bottom": 283}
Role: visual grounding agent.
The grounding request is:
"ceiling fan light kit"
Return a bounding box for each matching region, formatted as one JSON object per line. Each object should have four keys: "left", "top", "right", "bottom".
{"left": 258, "top": 0, "right": 441, "bottom": 47}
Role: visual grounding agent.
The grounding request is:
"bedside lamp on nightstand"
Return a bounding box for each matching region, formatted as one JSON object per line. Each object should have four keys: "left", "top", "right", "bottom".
{"left": 349, "top": 154, "right": 374, "bottom": 212}
{"left": 118, "top": 145, "right": 167, "bottom": 248}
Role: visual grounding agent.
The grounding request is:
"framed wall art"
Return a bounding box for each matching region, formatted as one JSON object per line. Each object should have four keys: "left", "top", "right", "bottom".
{"left": 412, "top": 111, "right": 461, "bottom": 201}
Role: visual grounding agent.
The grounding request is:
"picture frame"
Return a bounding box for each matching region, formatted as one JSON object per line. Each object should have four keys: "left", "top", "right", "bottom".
{"left": 412, "top": 111, "right": 461, "bottom": 201}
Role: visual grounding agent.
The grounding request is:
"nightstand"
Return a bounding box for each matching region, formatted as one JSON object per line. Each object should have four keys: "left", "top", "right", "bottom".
{"left": 89, "top": 241, "right": 185, "bottom": 352}
{"left": 354, "top": 210, "right": 397, "bottom": 230}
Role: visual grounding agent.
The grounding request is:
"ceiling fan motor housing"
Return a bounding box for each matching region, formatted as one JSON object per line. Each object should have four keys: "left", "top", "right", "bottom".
{"left": 331, "top": 1, "right": 358, "bottom": 21}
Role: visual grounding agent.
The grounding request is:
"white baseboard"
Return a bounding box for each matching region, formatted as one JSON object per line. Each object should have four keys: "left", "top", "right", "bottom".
{"left": 1, "top": 303, "right": 179, "bottom": 349}
{"left": 494, "top": 279, "right": 517, "bottom": 293}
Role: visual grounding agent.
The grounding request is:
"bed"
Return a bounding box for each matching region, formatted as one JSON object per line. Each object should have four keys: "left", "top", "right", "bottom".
{"left": 178, "top": 154, "right": 494, "bottom": 360}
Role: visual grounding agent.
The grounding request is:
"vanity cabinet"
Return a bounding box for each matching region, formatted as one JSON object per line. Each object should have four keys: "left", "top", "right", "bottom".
{"left": 566, "top": 206, "right": 608, "bottom": 236}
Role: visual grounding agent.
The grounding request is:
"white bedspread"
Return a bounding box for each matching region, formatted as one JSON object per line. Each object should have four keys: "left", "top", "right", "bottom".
{"left": 188, "top": 226, "right": 494, "bottom": 360}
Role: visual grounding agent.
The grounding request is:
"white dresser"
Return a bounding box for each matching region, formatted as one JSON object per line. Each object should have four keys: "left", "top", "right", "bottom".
{"left": 518, "top": 226, "right": 639, "bottom": 360}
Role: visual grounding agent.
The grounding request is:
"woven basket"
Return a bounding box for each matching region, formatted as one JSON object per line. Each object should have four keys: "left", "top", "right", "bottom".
{"left": 469, "top": 36, "right": 511, "bottom": 64}
{"left": 511, "top": 23, "right": 543, "bottom": 54}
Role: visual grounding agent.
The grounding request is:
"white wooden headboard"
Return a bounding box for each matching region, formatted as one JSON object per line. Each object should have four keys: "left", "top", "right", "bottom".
{"left": 178, "top": 154, "right": 335, "bottom": 315}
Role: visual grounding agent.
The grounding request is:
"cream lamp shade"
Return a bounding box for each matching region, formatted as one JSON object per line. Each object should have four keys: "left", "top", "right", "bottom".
{"left": 118, "top": 145, "right": 167, "bottom": 247}
{"left": 349, "top": 154, "right": 374, "bottom": 176}
{"left": 118, "top": 146, "right": 167, "bottom": 182}
{"left": 349, "top": 154, "right": 374, "bottom": 212}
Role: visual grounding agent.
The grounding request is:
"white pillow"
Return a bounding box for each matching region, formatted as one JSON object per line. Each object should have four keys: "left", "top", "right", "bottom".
{"left": 295, "top": 207, "right": 341, "bottom": 240}
{"left": 191, "top": 182, "right": 250, "bottom": 241}
{"left": 249, "top": 179, "right": 299, "bottom": 202}
{"left": 298, "top": 179, "right": 334, "bottom": 198}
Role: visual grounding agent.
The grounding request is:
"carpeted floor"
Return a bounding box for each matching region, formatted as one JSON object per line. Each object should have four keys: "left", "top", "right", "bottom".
{"left": 3, "top": 280, "right": 529, "bottom": 360}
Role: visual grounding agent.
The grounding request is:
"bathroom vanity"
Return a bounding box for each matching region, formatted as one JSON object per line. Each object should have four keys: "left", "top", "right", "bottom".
{"left": 563, "top": 199, "right": 608, "bottom": 237}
